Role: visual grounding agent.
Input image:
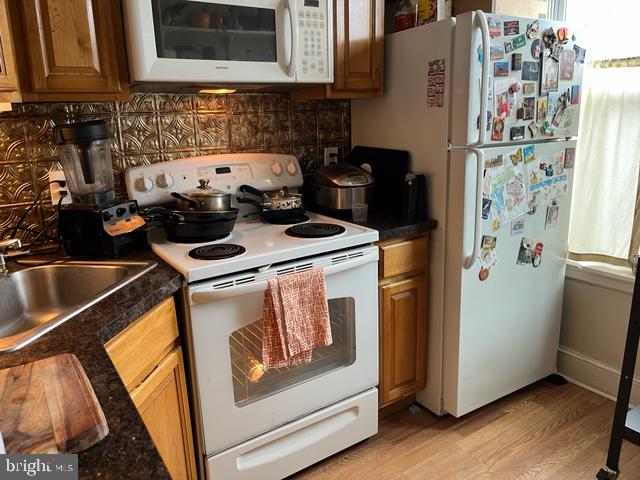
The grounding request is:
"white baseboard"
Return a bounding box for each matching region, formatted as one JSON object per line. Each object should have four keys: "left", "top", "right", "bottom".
{"left": 557, "top": 347, "right": 640, "bottom": 406}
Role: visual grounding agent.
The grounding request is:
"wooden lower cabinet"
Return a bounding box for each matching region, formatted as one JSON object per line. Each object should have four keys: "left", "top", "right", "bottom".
{"left": 131, "top": 347, "right": 197, "bottom": 480}
{"left": 106, "top": 297, "right": 196, "bottom": 480}
{"left": 377, "top": 235, "right": 429, "bottom": 408}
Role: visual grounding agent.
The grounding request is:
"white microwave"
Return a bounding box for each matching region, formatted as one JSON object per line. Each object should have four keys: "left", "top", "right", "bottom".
{"left": 123, "top": 0, "right": 333, "bottom": 84}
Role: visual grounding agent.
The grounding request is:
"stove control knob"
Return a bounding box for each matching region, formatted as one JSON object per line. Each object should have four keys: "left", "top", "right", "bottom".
{"left": 155, "top": 172, "right": 174, "bottom": 189}
{"left": 135, "top": 176, "right": 154, "bottom": 193}
{"left": 286, "top": 161, "right": 298, "bottom": 176}
{"left": 271, "top": 162, "right": 283, "bottom": 177}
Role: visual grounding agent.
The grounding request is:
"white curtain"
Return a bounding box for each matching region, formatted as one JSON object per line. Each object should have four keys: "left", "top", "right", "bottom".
{"left": 568, "top": 64, "right": 640, "bottom": 259}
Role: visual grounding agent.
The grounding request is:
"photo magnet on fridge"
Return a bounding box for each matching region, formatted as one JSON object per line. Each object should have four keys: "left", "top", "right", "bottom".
{"left": 517, "top": 237, "right": 544, "bottom": 267}
{"left": 524, "top": 144, "right": 536, "bottom": 163}
{"left": 510, "top": 126, "right": 525, "bottom": 141}
{"left": 489, "top": 17, "right": 502, "bottom": 38}
{"left": 523, "top": 82, "right": 535, "bottom": 95}
{"left": 564, "top": 147, "right": 576, "bottom": 168}
{"left": 540, "top": 54, "right": 559, "bottom": 93}
{"left": 494, "top": 61, "right": 509, "bottom": 77}
{"left": 504, "top": 20, "right": 520, "bottom": 35}
{"left": 536, "top": 97, "right": 548, "bottom": 122}
{"left": 523, "top": 97, "right": 535, "bottom": 120}
{"left": 531, "top": 38, "right": 541, "bottom": 58}
{"left": 550, "top": 44, "right": 564, "bottom": 61}
{"left": 512, "top": 53, "right": 523, "bottom": 71}
{"left": 504, "top": 41, "right": 513, "bottom": 54}
{"left": 482, "top": 198, "right": 492, "bottom": 219}
{"left": 490, "top": 44, "right": 506, "bottom": 60}
{"left": 560, "top": 49, "right": 576, "bottom": 79}
{"left": 571, "top": 85, "right": 580, "bottom": 104}
{"left": 511, "top": 34, "right": 526, "bottom": 50}
{"left": 491, "top": 116, "right": 505, "bottom": 141}
{"left": 545, "top": 204, "right": 560, "bottom": 229}
{"left": 482, "top": 235, "right": 497, "bottom": 250}
{"left": 522, "top": 61, "right": 539, "bottom": 81}
{"left": 573, "top": 45, "right": 586, "bottom": 63}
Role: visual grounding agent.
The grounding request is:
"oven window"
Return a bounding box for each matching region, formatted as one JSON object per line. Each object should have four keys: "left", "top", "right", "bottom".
{"left": 229, "top": 297, "right": 356, "bottom": 407}
{"left": 152, "top": 1, "right": 277, "bottom": 62}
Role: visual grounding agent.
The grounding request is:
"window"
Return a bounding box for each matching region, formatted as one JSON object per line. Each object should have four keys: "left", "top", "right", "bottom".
{"left": 566, "top": 0, "right": 640, "bottom": 266}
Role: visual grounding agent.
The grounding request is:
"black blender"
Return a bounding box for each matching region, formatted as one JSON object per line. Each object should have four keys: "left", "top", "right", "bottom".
{"left": 54, "top": 120, "right": 147, "bottom": 257}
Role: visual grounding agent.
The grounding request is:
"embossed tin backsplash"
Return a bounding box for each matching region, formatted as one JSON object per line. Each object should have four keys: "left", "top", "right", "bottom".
{"left": 0, "top": 92, "right": 350, "bottom": 243}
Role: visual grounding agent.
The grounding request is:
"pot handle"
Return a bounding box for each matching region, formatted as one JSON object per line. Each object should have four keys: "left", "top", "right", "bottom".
{"left": 239, "top": 184, "right": 267, "bottom": 198}
{"left": 143, "top": 207, "right": 185, "bottom": 223}
{"left": 236, "top": 196, "right": 264, "bottom": 211}
{"left": 171, "top": 192, "right": 199, "bottom": 209}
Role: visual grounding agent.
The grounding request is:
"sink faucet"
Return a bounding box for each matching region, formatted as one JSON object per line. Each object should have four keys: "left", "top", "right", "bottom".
{"left": 0, "top": 239, "right": 23, "bottom": 276}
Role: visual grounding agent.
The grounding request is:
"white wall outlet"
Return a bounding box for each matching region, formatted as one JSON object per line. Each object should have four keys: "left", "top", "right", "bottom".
{"left": 323, "top": 147, "right": 339, "bottom": 166}
{"left": 48, "top": 170, "right": 71, "bottom": 205}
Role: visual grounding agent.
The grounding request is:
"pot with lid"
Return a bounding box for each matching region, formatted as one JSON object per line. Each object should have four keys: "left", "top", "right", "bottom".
{"left": 171, "top": 179, "right": 232, "bottom": 211}
{"left": 311, "top": 163, "right": 374, "bottom": 211}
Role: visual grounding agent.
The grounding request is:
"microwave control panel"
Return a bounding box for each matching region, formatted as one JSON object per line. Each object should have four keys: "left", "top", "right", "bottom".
{"left": 295, "top": 0, "right": 330, "bottom": 81}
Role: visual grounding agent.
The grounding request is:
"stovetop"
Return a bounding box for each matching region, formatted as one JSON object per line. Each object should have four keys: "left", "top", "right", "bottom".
{"left": 149, "top": 212, "right": 378, "bottom": 283}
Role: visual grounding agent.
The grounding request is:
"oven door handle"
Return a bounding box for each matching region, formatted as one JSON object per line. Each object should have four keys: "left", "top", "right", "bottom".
{"left": 190, "top": 250, "right": 378, "bottom": 304}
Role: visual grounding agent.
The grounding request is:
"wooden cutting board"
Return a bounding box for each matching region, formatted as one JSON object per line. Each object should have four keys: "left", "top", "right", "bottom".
{"left": 0, "top": 353, "right": 109, "bottom": 453}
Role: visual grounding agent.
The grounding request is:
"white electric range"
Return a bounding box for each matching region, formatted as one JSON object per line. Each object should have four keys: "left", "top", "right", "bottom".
{"left": 125, "top": 153, "right": 380, "bottom": 480}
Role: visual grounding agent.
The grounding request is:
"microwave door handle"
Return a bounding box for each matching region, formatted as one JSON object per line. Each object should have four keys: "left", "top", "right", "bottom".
{"left": 471, "top": 11, "right": 490, "bottom": 147}
{"left": 284, "top": 0, "right": 295, "bottom": 77}
{"left": 190, "top": 250, "right": 378, "bottom": 304}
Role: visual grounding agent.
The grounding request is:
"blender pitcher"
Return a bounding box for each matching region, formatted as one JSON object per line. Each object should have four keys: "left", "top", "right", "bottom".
{"left": 54, "top": 120, "right": 115, "bottom": 205}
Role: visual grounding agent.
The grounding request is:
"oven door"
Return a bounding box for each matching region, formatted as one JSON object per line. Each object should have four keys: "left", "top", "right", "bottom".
{"left": 187, "top": 246, "right": 379, "bottom": 455}
{"left": 123, "top": 0, "right": 295, "bottom": 83}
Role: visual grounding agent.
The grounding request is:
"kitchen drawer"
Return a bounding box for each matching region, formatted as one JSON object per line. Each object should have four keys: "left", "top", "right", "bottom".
{"left": 105, "top": 297, "right": 179, "bottom": 392}
{"left": 378, "top": 236, "right": 428, "bottom": 279}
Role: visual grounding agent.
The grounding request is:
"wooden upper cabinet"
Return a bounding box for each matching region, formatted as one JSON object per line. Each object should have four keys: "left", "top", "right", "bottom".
{"left": 333, "top": 0, "right": 384, "bottom": 95}
{"left": 0, "top": 0, "right": 20, "bottom": 103}
{"left": 11, "top": 0, "right": 129, "bottom": 101}
{"left": 292, "top": 0, "right": 384, "bottom": 100}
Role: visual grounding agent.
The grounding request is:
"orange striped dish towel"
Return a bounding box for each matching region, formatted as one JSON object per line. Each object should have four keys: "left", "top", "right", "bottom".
{"left": 262, "top": 268, "right": 333, "bottom": 369}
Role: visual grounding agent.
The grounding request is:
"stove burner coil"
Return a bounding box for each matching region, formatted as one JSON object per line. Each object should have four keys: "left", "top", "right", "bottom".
{"left": 189, "top": 244, "right": 246, "bottom": 260}
{"left": 284, "top": 223, "right": 346, "bottom": 238}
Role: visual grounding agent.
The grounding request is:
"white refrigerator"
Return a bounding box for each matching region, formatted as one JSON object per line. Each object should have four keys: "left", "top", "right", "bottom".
{"left": 352, "top": 11, "right": 585, "bottom": 417}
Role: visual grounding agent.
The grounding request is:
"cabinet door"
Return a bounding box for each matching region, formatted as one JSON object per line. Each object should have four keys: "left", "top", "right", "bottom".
{"left": 131, "top": 347, "right": 197, "bottom": 480}
{"left": 333, "top": 0, "right": 384, "bottom": 95}
{"left": 13, "top": 0, "right": 129, "bottom": 101}
{"left": 379, "top": 275, "right": 427, "bottom": 406}
{"left": 0, "top": 0, "right": 19, "bottom": 103}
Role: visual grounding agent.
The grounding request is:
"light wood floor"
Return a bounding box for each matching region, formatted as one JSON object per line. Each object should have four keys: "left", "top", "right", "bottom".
{"left": 292, "top": 381, "right": 640, "bottom": 479}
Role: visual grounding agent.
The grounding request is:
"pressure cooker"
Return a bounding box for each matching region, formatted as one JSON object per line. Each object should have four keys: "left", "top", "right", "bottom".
{"left": 310, "top": 163, "right": 374, "bottom": 211}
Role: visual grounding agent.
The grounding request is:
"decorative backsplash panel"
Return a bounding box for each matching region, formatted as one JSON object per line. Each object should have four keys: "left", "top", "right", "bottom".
{"left": 0, "top": 93, "right": 350, "bottom": 243}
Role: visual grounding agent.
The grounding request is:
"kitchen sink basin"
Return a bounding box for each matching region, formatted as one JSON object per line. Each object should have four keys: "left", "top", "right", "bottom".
{"left": 0, "top": 260, "right": 156, "bottom": 354}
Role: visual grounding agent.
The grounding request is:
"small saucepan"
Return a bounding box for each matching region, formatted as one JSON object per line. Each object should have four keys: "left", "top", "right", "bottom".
{"left": 236, "top": 184, "right": 305, "bottom": 223}
{"left": 171, "top": 179, "right": 232, "bottom": 212}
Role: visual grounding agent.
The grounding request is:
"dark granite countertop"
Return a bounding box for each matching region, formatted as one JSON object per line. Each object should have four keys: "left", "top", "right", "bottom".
{"left": 315, "top": 210, "right": 437, "bottom": 241}
{"left": 0, "top": 250, "right": 183, "bottom": 479}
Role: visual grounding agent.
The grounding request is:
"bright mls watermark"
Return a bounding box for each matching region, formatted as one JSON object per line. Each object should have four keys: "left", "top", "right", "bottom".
{"left": 0, "top": 455, "right": 78, "bottom": 479}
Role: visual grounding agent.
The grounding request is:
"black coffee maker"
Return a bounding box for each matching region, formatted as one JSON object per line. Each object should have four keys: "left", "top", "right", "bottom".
{"left": 54, "top": 120, "right": 147, "bottom": 257}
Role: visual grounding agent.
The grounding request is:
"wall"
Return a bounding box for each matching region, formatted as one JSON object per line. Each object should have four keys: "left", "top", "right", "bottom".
{"left": 558, "top": 263, "right": 640, "bottom": 404}
{"left": 0, "top": 92, "right": 350, "bottom": 244}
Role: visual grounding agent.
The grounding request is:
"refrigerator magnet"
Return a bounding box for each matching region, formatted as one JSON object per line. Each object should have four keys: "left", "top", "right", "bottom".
{"left": 526, "top": 20, "right": 539, "bottom": 39}
{"left": 494, "top": 62, "right": 509, "bottom": 77}
{"left": 540, "top": 55, "right": 559, "bottom": 94}
{"left": 523, "top": 97, "right": 535, "bottom": 120}
{"left": 522, "top": 61, "right": 539, "bottom": 81}
{"left": 523, "top": 145, "right": 536, "bottom": 163}
{"left": 542, "top": 28, "right": 557, "bottom": 48}
{"left": 559, "top": 49, "right": 576, "bottom": 79}
{"left": 564, "top": 148, "right": 576, "bottom": 168}
{"left": 482, "top": 198, "right": 492, "bottom": 219}
{"left": 556, "top": 27, "right": 569, "bottom": 44}
{"left": 491, "top": 117, "right": 505, "bottom": 141}
{"left": 490, "top": 44, "right": 505, "bottom": 60}
{"left": 512, "top": 34, "right": 526, "bottom": 50}
{"left": 510, "top": 126, "right": 525, "bottom": 141}
{"left": 571, "top": 85, "right": 580, "bottom": 104}
{"left": 505, "top": 41, "right": 513, "bottom": 54}
{"left": 479, "top": 267, "right": 490, "bottom": 281}
{"left": 545, "top": 205, "right": 560, "bottom": 229}
{"left": 512, "top": 53, "right": 523, "bottom": 71}
{"left": 550, "top": 44, "right": 564, "bottom": 62}
{"left": 523, "top": 82, "right": 535, "bottom": 95}
{"left": 532, "top": 242, "right": 544, "bottom": 267}
{"left": 504, "top": 20, "right": 520, "bottom": 35}
{"left": 573, "top": 45, "right": 586, "bottom": 63}
{"left": 511, "top": 219, "right": 525, "bottom": 236}
{"left": 531, "top": 39, "right": 541, "bottom": 59}
{"left": 536, "top": 97, "right": 548, "bottom": 121}
{"left": 482, "top": 235, "right": 497, "bottom": 250}
{"left": 489, "top": 17, "right": 502, "bottom": 38}
{"left": 528, "top": 121, "right": 540, "bottom": 138}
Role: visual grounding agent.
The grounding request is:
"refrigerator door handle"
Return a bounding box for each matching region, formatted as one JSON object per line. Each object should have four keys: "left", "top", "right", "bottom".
{"left": 451, "top": 146, "right": 485, "bottom": 269}
{"left": 471, "top": 11, "right": 490, "bottom": 147}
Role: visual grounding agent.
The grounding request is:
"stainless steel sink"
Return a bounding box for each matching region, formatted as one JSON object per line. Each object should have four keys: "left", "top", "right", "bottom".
{"left": 0, "top": 260, "right": 156, "bottom": 354}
